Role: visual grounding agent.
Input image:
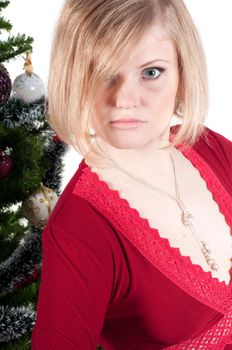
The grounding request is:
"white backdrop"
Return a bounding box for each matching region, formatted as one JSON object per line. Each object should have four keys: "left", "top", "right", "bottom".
{"left": 3, "top": 0, "right": 232, "bottom": 189}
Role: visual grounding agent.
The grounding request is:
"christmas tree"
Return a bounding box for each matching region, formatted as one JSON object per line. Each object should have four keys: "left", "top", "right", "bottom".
{"left": 0, "top": 1, "right": 66, "bottom": 348}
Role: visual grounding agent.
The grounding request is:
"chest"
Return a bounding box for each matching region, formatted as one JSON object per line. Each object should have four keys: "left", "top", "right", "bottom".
{"left": 91, "top": 154, "right": 232, "bottom": 286}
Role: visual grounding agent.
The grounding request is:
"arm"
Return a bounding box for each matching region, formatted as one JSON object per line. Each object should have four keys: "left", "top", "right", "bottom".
{"left": 32, "top": 197, "right": 115, "bottom": 349}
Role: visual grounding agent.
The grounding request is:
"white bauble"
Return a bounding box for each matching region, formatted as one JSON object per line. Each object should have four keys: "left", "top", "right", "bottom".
{"left": 12, "top": 72, "right": 45, "bottom": 103}
{"left": 22, "top": 186, "right": 58, "bottom": 227}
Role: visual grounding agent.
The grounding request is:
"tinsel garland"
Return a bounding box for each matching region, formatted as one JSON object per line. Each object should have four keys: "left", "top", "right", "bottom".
{"left": 0, "top": 304, "right": 35, "bottom": 343}
{"left": 0, "top": 97, "right": 47, "bottom": 131}
{"left": 44, "top": 137, "right": 66, "bottom": 194}
{"left": 0, "top": 226, "right": 42, "bottom": 297}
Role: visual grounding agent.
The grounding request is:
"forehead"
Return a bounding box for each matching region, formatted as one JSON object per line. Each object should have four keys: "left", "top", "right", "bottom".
{"left": 127, "top": 24, "right": 177, "bottom": 66}
{"left": 91, "top": 23, "right": 178, "bottom": 83}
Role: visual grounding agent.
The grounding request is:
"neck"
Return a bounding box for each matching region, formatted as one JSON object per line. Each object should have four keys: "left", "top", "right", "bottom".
{"left": 94, "top": 127, "right": 175, "bottom": 172}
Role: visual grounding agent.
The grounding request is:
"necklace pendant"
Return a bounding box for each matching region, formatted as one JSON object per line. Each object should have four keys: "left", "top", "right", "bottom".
{"left": 201, "top": 241, "right": 212, "bottom": 254}
{"left": 201, "top": 241, "right": 219, "bottom": 271}
{"left": 207, "top": 259, "right": 219, "bottom": 271}
{"left": 182, "top": 210, "right": 194, "bottom": 226}
{"left": 211, "top": 262, "right": 219, "bottom": 271}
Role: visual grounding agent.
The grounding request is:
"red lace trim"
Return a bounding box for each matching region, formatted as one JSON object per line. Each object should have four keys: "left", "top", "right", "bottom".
{"left": 166, "top": 307, "right": 232, "bottom": 349}
{"left": 73, "top": 139, "right": 232, "bottom": 348}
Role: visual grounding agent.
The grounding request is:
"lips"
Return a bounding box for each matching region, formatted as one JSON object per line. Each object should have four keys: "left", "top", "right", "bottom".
{"left": 110, "top": 118, "right": 144, "bottom": 122}
{"left": 109, "top": 119, "right": 146, "bottom": 130}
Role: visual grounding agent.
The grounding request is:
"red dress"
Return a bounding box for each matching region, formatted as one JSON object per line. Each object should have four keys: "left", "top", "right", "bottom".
{"left": 32, "top": 125, "right": 232, "bottom": 349}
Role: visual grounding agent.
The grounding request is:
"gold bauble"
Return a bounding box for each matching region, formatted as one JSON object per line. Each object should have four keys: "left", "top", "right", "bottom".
{"left": 22, "top": 186, "right": 58, "bottom": 228}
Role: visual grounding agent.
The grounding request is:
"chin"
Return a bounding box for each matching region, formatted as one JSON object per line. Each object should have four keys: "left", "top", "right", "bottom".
{"left": 106, "top": 137, "right": 149, "bottom": 150}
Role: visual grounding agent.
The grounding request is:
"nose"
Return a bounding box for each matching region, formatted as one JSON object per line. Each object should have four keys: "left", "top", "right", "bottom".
{"left": 114, "top": 77, "right": 139, "bottom": 109}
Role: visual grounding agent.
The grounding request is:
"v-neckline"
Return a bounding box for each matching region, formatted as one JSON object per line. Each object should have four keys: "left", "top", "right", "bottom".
{"left": 73, "top": 131, "right": 232, "bottom": 313}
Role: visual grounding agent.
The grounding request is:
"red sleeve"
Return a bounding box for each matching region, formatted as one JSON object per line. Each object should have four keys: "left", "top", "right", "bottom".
{"left": 32, "top": 195, "right": 116, "bottom": 349}
{"left": 208, "top": 129, "right": 232, "bottom": 171}
{"left": 195, "top": 127, "right": 232, "bottom": 197}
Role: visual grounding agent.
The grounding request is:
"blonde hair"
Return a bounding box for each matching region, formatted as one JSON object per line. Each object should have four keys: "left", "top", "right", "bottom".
{"left": 48, "top": 0, "right": 208, "bottom": 167}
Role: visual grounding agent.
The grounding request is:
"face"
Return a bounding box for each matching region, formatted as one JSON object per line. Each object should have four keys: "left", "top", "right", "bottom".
{"left": 92, "top": 24, "right": 179, "bottom": 150}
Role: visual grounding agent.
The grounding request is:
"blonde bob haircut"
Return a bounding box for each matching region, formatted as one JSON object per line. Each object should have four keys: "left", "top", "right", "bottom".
{"left": 48, "top": 0, "right": 208, "bottom": 167}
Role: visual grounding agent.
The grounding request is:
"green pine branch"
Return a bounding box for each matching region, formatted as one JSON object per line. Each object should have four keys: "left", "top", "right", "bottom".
{"left": 0, "top": 277, "right": 40, "bottom": 308}
{"left": 0, "top": 34, "right": 33, "bottom": 62}
{"left": 0, "top": 1, "right": 11, "bottom": 31}
{"left": 0, "top": 16, "right": 12, "bottom": 31}
{"left": 0, "top": 0, "right": 34, "bottom": 63}
{"left": 0, "top": 1, "right": 10, "bottom": 11}
{"left": 0, "top": 209, "right": 27, "bottom": 262}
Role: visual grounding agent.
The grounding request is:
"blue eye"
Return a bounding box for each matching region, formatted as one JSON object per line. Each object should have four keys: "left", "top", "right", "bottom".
{"left": 142, "top": 67, "right": 165, "bottom": 80}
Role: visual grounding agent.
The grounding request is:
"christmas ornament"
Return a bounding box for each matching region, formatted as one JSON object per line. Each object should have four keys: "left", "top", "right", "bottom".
{"left": 0, "top": 152, "right": 13, "bottom": 179}
{"left": 22, "top": 185, "right": 58, "bottom": 227}
{"left": 12, "top": 52, "right": 45, "bottom": 103}
{"left": 53, "top": 135, "right": 61, "bottom": 142}
{"left": 0, "top": 64, "right": 12, "bottom": 103}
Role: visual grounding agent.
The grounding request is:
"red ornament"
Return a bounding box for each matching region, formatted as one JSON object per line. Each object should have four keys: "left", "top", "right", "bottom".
{"left": 0, "top": 154, "right": 13, "bottom": 179}
{"left": 0, "top": 64, "right": 12, "bottom": 104}
{"left": 53, "top": 135, "right": 61, "bottom": 142}
{"left": 14, "top": 265, "right": 40, "bottom": 289}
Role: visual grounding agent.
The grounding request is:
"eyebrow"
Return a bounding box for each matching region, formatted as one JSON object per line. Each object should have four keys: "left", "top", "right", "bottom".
{"left": 139, "top": 59, "right": 170, "bottom": 68}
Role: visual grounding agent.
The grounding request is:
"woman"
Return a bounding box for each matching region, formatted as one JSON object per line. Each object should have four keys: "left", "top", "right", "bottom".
{"left": 32, "top": 0, "right": 232, "bottom": 349}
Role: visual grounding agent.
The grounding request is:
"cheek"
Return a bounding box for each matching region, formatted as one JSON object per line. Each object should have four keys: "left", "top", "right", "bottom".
{"left": 150, "top": 78, "right": 178, "bottom": 107}
{"left": 143, "top": 83, "right": 178, "bottom": 119}
{"left": 92, "top": 101, "right": 104, "bottom": 126}
{"left": 144, "top": 88, "right": 177, "bottom": 110}
{"left": 91, "top": 103, "right": 108, "bottom": 132}
{"left": 94, "top": 99, "right": 103, "bottom": 114}
{"left": 94, "top": 96, "right": 109, "bottom": 119}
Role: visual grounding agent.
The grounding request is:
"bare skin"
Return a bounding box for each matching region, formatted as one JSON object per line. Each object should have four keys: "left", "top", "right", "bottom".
{"left": 91, "top": 146, "right": 232, "bottom": 285}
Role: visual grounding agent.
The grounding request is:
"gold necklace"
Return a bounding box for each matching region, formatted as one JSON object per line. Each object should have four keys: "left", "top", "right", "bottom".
{"left": 110, "top": 150, "right": 219, "bottom": 272}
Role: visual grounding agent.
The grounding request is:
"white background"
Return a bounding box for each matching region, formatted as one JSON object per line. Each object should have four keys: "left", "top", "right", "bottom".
{"left": 3, "top": 1, "right": 232, "bottom": 189}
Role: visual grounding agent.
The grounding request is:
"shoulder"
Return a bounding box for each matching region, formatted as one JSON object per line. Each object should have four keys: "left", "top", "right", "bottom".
{"left": 42, "top": 159, "right": 131, "bottom": 303}
{"left": 47, "top": 159, "right": 103, "bottom": 227}
{"left": 194, "top": 126, "right": 232, "bottom": 196}
{"left": 195, "top": 126, "right": 231, "bottom": 169}
{"left": 44, "top": 158, "right": 124, "bottom": 263}
{"left": 171, "top": 123, "right": 231, "bottom": 168}
{"left": 171, "top": 124, "right": 232, "bottom": 196}
{"left": 204, "top": 127, "right": 231, "bottom": 163}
